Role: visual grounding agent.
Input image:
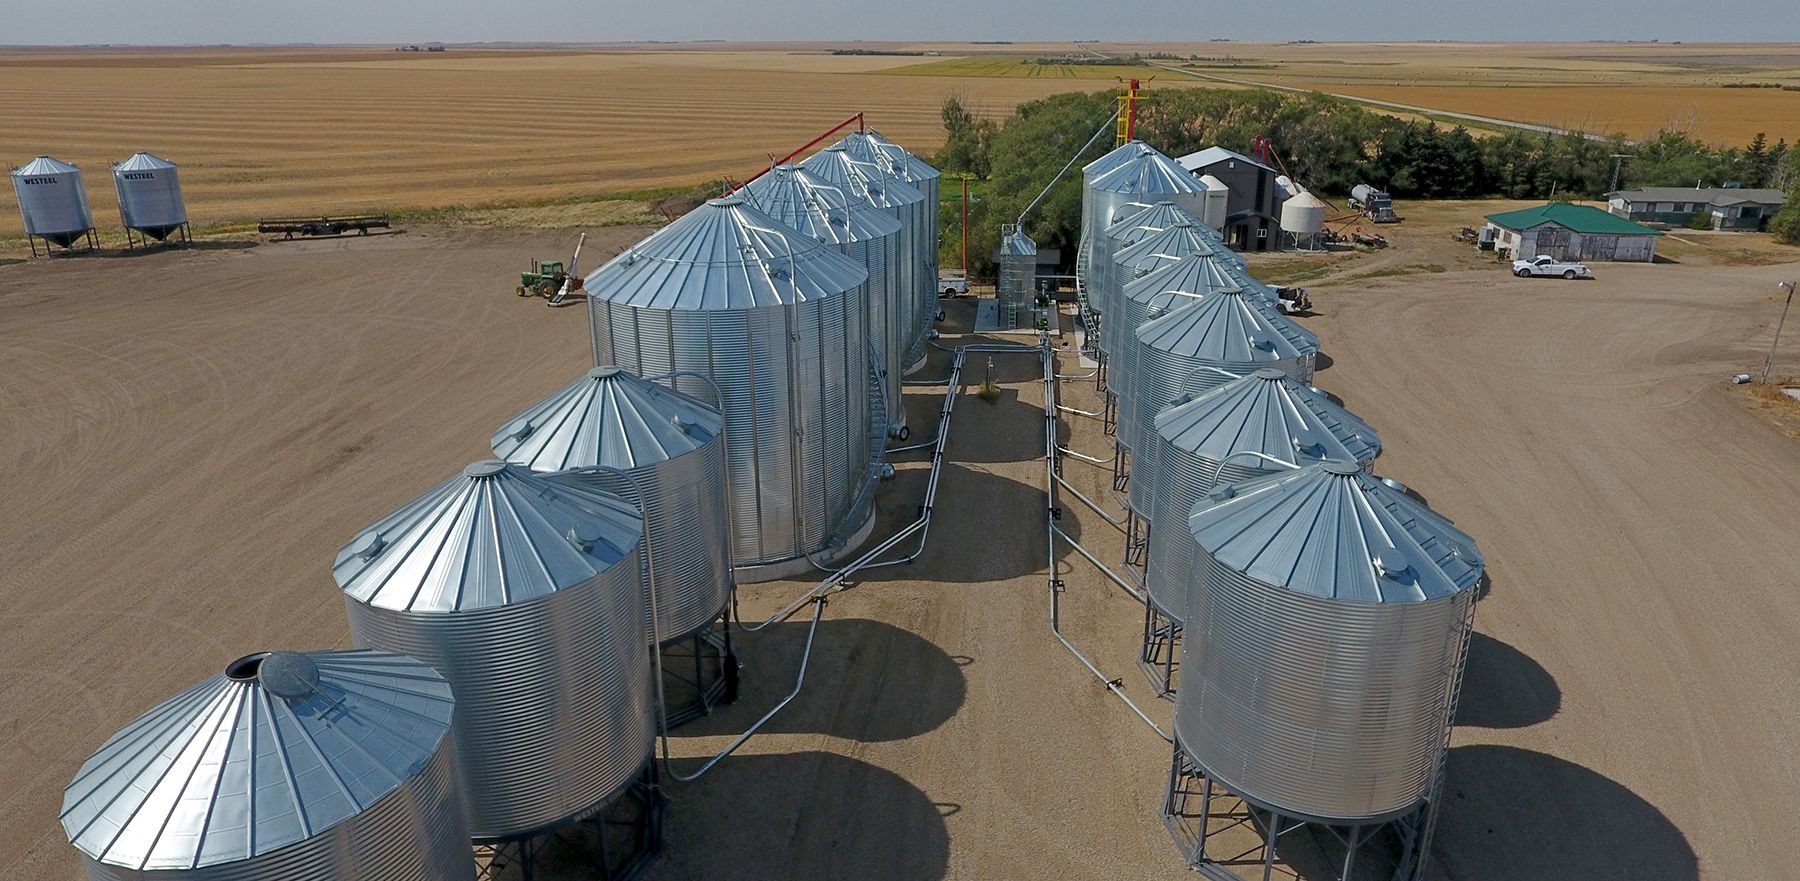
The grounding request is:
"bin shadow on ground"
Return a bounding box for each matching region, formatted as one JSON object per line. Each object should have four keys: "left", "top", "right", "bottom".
{"left": 672, "top": 616, "right": 966, "bottom": 744}
{"left": 1431, "top": 745, "right": 1697, "bottom": 881}
{"left": 1454, "top": 632, "right": 1561, "bottom": 729}
{"left": 851, "top": 462, "right": 1078, "bottom": 584}
{"left": 645, "top": 751, "right": 950, "bottom": 881}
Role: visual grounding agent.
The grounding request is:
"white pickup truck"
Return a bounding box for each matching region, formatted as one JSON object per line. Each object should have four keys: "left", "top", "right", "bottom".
{"left": 939, "top": 274, "right": 969, "bottom": 296}
{"left": 1512, "top": 254, "right": 1592, "bottom": 279}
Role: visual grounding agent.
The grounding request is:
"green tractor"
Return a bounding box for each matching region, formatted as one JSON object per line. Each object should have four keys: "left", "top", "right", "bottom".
{"left": 515, "top": 233, "right": 587, "bottom": 306}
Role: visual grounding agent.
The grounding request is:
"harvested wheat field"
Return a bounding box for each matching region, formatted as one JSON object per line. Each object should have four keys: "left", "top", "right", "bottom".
{"left": 0, "top": 46, "right": 1186, "bottom": 241}
{"left": 4, "top": 220, "right": 1800, "bottom": 879}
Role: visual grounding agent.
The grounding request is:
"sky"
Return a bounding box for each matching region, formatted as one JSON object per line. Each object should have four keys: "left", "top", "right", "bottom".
{"left": 3, "top": 0, "right": 1798, "bottom": 45}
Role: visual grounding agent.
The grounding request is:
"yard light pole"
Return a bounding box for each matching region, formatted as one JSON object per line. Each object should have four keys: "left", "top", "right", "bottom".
{"left": 1763, "top": 281, "right": 1796, "bottom": 385}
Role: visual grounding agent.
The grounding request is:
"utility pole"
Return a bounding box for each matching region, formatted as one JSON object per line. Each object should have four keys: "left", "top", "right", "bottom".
{"left": 961, "top": 176, "right": 969, "bottom": 284}
{"left": 1763, "top": 281, "right": 1796, "bottom": 385}
{"left": 1608, "top": 153, "right": 1629, "bottom": 192}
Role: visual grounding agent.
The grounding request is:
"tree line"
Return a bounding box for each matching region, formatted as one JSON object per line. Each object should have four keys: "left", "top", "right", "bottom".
{"left": 933, "top": 88, "right": 1800, "bottom": 276}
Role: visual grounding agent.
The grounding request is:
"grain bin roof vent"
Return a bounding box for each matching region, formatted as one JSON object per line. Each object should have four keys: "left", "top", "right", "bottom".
{"left": 61, "top": 650, "right": 464, "bottom": 877}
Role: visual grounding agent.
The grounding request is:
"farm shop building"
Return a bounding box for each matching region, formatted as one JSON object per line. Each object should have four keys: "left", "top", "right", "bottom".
{"left": 1606, "top": 187, "right": 1787, "bottom": 231}
{"left": 1175, "top": 146, "right": 1282, "bottom": 252}
{"left": 1483, "top": 203, "right": 1661, "bottom": 263}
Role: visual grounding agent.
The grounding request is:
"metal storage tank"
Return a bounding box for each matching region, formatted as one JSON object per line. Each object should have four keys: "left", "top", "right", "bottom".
{"left": 1086, "top": 144, "right": 1210, "bottom": 300}
{"left": 742, "top": 163, "right": 908, "bottom": 433}
{"left": 586, "top": 194, "right": 878, "bottom": 579}
{"left": 334, "top": 461, "right": 653, "bottom": 842}
{"left": 1126, "top": 286, "right": 1321, "bottom": 478}
{"left": 820, "top": 139, "right": 932, "bottom": 371}
{"left": 494, "top": 365, "right": 732, "bottom": 644}
{"left": 1078, "top": 139, "right": 1152, "bottom": 285}
{"left": 1103, "top": 217, "right": 1247, "bottom": 357}
{"left": 111, "top": 152, "right": 189, "bottom": 245}
{"left": 1177, "top": 460, "right": 1485, "bottom": 825}
{"left": 1197, "top": 174, "right": 1229, "bottom": 231}
{"left": 1093, "top": 200, "right": 1204, "bottom": 320}
{"left": 62, "top": 649, "right": 471, "bottom": 881}
{"left": 1280, "top": 190, "right": 1327, "bottom": 249}
{"left": 997, "top": 225, "right": 1037, "bottom": 330}
{"left": 11, "top": 155, "right": 96, "bottom": 252}
{"left": 1141, "top": 369, "right": 1381, "bottom": 629}
{"left": 1106, "top": 248, "right": 1248, "bottom": 421}
{"left": 849, "top": 130, "right": 942, "bottom": 341}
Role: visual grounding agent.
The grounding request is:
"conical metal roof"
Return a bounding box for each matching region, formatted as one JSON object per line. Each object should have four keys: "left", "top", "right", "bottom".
{"left": 112, "top": 152, "right": 177, "bottom": 172}
{"left": 1135, "top": 286, "right": 1320, "bottom": 363}
{"left": 739, "top": 164, "right": 902, "bottom": 246}
{"left": 1001, "top": 227, "right": 1037, "bottom": 256}
{"left": 1104, "top": 200, "right": 1205, "bottom": 240}
{"left": 62, "top": 650, "right": 454, "bottom": 871}
{"left": 1154, "top": 368, "right": 1381, "bottom": 468}
{"left": 1122, "top": 249, "right": 1250, "bottom": 311}
{"left": 584, "top": 195, "right": 869, "bottom": 311}
{"left": 334, "top": 461, "right": 644, "bottom": 612}
{"left": 494, "top": 366, "right": 722, "bottom": 474}
{"left": 800, "top": 144, "right": 924, "bottom": 210}
{"left": 1083, "top": 139, "right": 1150, "bottom": 177}
{"left": 1189, "top": 460, "right": 1484, "bottom": 604}
{"left": 1090, "top": 143, "right": 1209, "bottom": 197}
{"left": 13, "top": 155, "right": 80, "bottom": 175}
{"left": 847, "top": 130, "right": 942, "bottom": 183}
{"left": 1113, "top": 218, "right": 1222, "bottom": 270}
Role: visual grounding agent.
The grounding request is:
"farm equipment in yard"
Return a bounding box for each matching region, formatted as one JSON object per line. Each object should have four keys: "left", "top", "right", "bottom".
{"left": 258, "top": 215, "right": 390, "bottom": 239}
{"left": 1269, "top": 285, "right": 1312, "bottom": 315}
{"left": 1351, "top": 228, "right": 1389, "bottom": 248}
{"left": 517, "top": 233, "right": 587, "bottom": 306}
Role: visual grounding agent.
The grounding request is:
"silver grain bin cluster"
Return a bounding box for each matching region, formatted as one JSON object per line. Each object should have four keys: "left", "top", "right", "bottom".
{"left": 1091, "top": 200, "right": 1203, "bottom": 321}
{"left": 1127, "top": 286, "right": 1320, "bottom": 479}
{"left": 1084, "top": 143, "right": 1209, "bottom": 297}
{"left": 742, "top": 163, "right": 908, "bottom": 433}
{"left": 997, "top": 225, "right": 1037, "bottom": 330}
{"left": 846, "top": 130, "right": 942, "bottom": 363}
{"left": 1137, "top": 370, "right": 1381, "bottom": 692}
{"left": 334, "top": 461, "right": 653, "bottom": 842}
{"left": 1173, "top": 461, "right": 1483, "bottom": 846}
{"left": 62, "top": 650, "right": 471, "bottom": 881}
{"left": 112, "top": 152, "right": 190, "bottom": 246}
{"left": 816, "top": 140, "right": 931, "bottom": 372}
{"left": 585, "top": 195, "right": 877, "bottom": 580}
{"left": 12, "top": 155, "right": 97, "bottom": 253}
{"left": 1101, "top": 218, "right": 1239, "bottom": 359}
{"left": 1108, "top": 250, "right": 1249, "bottom": 445}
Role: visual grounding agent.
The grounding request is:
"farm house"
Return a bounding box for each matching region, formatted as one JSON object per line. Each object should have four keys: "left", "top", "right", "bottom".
{"left": 1606, "top": 187, "right": 1787, "bottom": 231}
{"left": 1483, "top": 203, "right": 1662, "bottom": 262}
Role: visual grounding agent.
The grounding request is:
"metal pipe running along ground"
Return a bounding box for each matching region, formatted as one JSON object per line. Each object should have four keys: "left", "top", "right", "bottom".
{"left": 652, "top": 347, "right": 971, "bottom": 782}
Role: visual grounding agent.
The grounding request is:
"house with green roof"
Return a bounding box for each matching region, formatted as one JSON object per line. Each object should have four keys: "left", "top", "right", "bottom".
{"left": 1483, "top": 203, "right": 1662, "bottom": 262}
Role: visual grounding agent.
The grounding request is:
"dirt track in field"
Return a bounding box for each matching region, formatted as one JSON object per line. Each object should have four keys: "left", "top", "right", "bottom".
{"left": 3, "top": 225, "right": 1799, "bottom": 879}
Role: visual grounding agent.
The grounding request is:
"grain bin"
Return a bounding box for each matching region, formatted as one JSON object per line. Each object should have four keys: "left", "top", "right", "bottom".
{"left": 1107, "top": 249, "right": 1250, "bottom": 431}
{"left": 586, "top": 194, "right": 878, "bottom": 579}
{"left": 1086, "top": 144, "right": 1210, "bottom": 296}
{"left": 823, "top": 139, "right": 933, "bottom": 370}
{"left": 850, "top": 130, "right": 942, "bottom": 342}
{"left": 1280, "top": 190, "right": 1327, "bottom": 249}
{"left": 742, "top": 163, "right": 908, "bottom": 433}
{"left": 62, "top": 649, "right": 471, "bottom": 881}
{"left": 1197, "top": 174, "right": 1229, "bottom": 231}
{"left": 1141, "top": 369, "right": 1381, "bottom": 631}
{"left": 1125, "top": 287, "right": 1320, "bottom": 483}
{"left": 1103, "top": 217, "right": 1244, "bottom": 357}
{"left": 11, "top": 155, "right": 96, "bottom": 253}
{"left": 111, "top": 152, "right": 189, "bottom": 246}
{"left": 1078, "top": 139, "right": 1152, "bottom": 284}
{"left": 1092, "top": 200, "right": 1204, "bottom": 320}
{"left": 1174, "top": 461, "right": 1483, "bottom": 833}
{"left": 334, "top": 462, "right": 653, "bottom": 843}
{"left": 997, "top": 225, "right": 1037, "bottom": 330}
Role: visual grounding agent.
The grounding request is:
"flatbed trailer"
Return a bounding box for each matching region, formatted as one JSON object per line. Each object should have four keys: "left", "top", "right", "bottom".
{"left": 258, "top": 215, "right": 391, "bottom": 239}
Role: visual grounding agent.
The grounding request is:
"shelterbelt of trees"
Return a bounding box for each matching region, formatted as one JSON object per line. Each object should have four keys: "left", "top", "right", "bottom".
{"left": 935, "top": 89, "right": 1800, "bottom": 276}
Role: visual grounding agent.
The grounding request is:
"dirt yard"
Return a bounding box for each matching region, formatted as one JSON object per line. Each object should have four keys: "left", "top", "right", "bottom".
{"left": 3, "top": 221, "right": 1799, "bottom": 880}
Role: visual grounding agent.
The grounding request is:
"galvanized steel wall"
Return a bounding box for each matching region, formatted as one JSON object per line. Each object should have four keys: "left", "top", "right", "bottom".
{"left": 1177, "top": 559, "right": 1476, "bottom": 822}
{"left": 1140, "top": 456, "right": 1271, "bottom": 620}
{"left": 592, "top": 296, "right": 870, "bottom": 567}
{"left": 12, "top": 157, "right": 93, "bottom": 237}
{"left": 346, "top": 561, "right": 654, "bottom": 841}
{"left": 112, "top": 154, "right": 187, "bottom": 234}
